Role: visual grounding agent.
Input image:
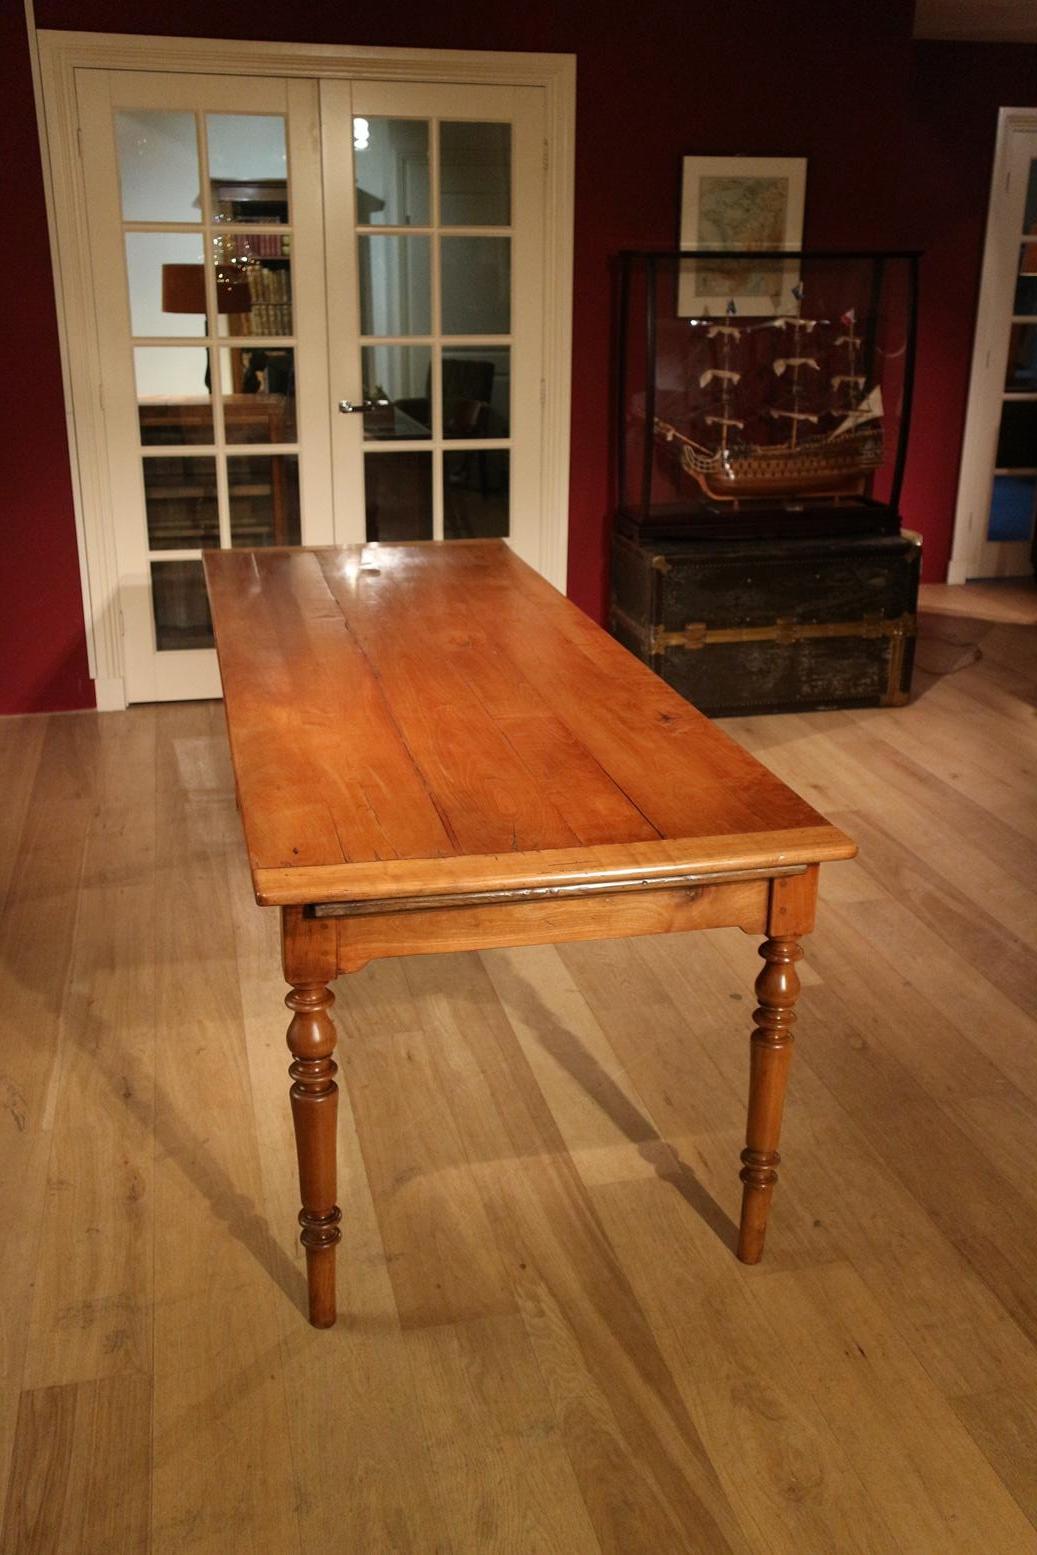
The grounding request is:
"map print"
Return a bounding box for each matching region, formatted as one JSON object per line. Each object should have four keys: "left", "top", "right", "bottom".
{"left": 696, "top": 175, "right": 789, "bottom": 298}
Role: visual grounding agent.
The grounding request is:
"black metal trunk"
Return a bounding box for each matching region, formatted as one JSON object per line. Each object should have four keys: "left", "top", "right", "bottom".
{"left": 610, "top": 530, "right": 921, "bottom": 717}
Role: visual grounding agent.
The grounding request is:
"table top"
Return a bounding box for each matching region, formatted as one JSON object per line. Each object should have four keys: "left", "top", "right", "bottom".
{"left": 204, "top": 542, "right": 855, "bottom": 907}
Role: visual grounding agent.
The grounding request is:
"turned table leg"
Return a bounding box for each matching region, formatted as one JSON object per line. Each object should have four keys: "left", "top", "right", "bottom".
{"left": 737, "top": 935, "right": 803, "bottom": 1264}
{"left": 285, "top": 982, "right": 342, "bottom": 1327}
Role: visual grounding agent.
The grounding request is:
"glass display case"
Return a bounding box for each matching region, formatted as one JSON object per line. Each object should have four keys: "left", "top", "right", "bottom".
{"left": 617, "top": 249, "right": 919, "bottom": 540}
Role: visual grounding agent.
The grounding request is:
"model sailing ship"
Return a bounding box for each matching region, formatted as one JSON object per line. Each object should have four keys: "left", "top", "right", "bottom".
{"left": 655, "top": 295, "right": 884, "bottom": 505}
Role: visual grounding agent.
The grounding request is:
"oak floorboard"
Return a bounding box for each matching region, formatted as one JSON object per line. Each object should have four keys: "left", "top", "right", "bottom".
{"left": 953, "top": 1385, "right": 1037, "bottom": 1527}
{"left": 748, "top": 1262, "right": 1037, "bottom": 1553}
{"left": 874, "top": 692, "right": 1037, "bottom": 811}
{"left": 843, "top": 702, "right": 1037, "bottom": 843}
{"left": 23, "top": 708, "right": 157, "bottom": 1389}
{"left": 836, "top": 895, "right": 1037, "bottom": 1105}
{"left": 274, "top": 1318, "right": 445, "bottom": 1553}
{"left": 0, "top": 719, "right": 93, "bottom": 1514}
{"left": 943, "top": 629, "right": 1037, "bottom": 698}
{"left": 149, "top": 704, "right": 301, "bottom": 1555}
{"left": 480, "top": 942, "right": 687, "bottom": 1189}
{"left": 0, "top": 1375, "right": 151, "bottom": 1555}
{"left": 835, "top": 731, "right": 1037, "bottom": 895}
{"left": 340, "top": 974, "right": 518, "bottom": 1331}
{"left": 949, "top": 1089, "right": 1037, "bottom": 1206}
{"left": 402, "top": 1312, "right": 602, "bottom": 1553}
{"left": 724, "top": 717, "right": 1037, "bottom": 941}
{"left": 0, "top": 717, "right": 45, "bottom": 917}
{"left": 587, "top": 1177, "right": 905, "bottom": 1554}
{"left": 768, "top": 1102, "right": 1037, "bottom": 1401}
{"left": 807, "top": 890, "right": 1037, "bottom": 1102}
{"left": 399, "top": 950, "right": 753, "bottom": 1554}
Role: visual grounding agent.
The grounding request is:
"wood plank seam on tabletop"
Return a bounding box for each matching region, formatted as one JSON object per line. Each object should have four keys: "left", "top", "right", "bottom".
{"left": 456, "top": 544, "right": 830, "bottom": 835}
{"left": 311, "top": 550, "right": 636, "bottom": 858}
{"left": 311, "top": 546, "right": 669, "bottom": 852}
{"left": 207, "top": 548, "right": 455, "bottom": 870}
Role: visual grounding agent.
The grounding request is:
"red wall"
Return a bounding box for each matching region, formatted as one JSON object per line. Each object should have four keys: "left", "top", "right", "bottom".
{"left": 900, "top": 41, "right": 1037, "bottom": 580}
{"left": 4, "top": 0, "right": 966, "bottom": 714}
{"left": 1, "top": 1, "right": 93, "bottom": 713}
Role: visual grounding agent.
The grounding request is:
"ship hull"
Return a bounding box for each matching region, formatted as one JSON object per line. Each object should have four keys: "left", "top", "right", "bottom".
{"left": 680, "top": 433, "right": 883, "bottom": 505}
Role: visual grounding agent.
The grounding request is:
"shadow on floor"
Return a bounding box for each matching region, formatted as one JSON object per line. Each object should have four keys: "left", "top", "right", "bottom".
{"left": 496, "top": 962, "right": 739, "bottom": 1253}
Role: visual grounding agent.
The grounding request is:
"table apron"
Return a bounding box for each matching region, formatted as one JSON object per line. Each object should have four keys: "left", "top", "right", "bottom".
{"left": 281, "top": 867, "right": 826, "bottom": 980}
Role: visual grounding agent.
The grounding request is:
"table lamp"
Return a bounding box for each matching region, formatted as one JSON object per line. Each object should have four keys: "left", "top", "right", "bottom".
{"left": 161, "top": 263, "right": 252, "bottom": 318}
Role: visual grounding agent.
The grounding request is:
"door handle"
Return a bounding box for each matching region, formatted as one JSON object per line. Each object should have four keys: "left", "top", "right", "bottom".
{"left": 338, "top": 398, "right": 390, "bottom": 413}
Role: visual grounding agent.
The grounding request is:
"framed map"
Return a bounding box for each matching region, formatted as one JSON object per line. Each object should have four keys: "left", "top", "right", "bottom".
{"left": 678, "top": 155, "right": 806, "bottom": 317}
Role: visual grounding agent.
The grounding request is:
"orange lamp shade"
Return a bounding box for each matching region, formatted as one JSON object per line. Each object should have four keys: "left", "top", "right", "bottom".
{"left": 161, "top": 263, "right": 252, "bottom": 315}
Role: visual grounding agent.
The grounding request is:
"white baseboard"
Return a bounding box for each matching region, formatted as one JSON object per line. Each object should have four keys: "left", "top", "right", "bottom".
{"left": 93, "top": 676, "right": 127, "bottom": 711}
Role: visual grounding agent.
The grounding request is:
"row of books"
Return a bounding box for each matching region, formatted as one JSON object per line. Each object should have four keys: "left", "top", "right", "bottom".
{"left": 232, "top": 302, "right": 294, "bottom": 336}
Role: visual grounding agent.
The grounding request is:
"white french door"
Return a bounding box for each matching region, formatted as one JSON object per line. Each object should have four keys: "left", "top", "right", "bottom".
{"left": 77, "top": 67, "right": 546, "bottom": 702}
{"left": 952, "top": 112, "right": 1037, "bottom": 582}
{"left": 323, "top": 80, "right": 544, "bottom": 559}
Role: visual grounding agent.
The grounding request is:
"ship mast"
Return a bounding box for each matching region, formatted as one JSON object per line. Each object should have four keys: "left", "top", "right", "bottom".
{"left": 700, "top": 300, "right": 744, "bottom": 456}
{"left": 770, "top": 285, "right": 819, "bottom": 450}
{"left": 832, "top": 307, "right": 866, "bottom": 418}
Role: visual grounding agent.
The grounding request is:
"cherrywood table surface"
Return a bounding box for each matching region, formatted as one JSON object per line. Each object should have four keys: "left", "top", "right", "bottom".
{"left": 203, "top": 541, "right": 855, "bottom": 907}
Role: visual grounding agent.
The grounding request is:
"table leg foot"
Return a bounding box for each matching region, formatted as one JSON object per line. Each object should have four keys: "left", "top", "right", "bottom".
{"left": 303, "top": 1238, "right": 339, "bottom": 1328}
{"left": 286, "top": 982, "right": 341, "bottom": 1327}
{"left": 737, "top": 936, "right": 802, "bottom": 1265}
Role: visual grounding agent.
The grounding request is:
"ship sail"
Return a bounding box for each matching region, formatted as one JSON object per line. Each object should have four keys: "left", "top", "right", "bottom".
{"left": 831, "top": 385, "right": 883, "bottom": 438}
{"left": 700, "top": 368, "right": 741, "bottom": 388}
{"left": 773, "top": 357, "right": 820, "bottom": 377}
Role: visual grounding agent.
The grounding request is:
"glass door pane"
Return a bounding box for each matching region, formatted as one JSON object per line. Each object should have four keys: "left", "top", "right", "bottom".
{"left": 115, "top": 110, "right": 200, "bottom": 221}
{"left": 354, "top": 117, "right": 429, "bottom": 223}
{"left": 365, "top": 452, "right": 434, "bottom": 540}
{"left": 988, "top": 476, "right": 1037, "bottom": 541}
{"left": 439, "top": 121, "right": 511, "bottom": 225}
{"left": 343, "top": 90, "right": 526, "bottom": 548}
{"left": 207, "top": 113, "right": 290, "bottom": 222}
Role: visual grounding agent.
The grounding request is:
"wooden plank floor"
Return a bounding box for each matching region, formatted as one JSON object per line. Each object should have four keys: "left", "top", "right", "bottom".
{"left": 2, "top": 583, "right": 1037, "bottom": 1552}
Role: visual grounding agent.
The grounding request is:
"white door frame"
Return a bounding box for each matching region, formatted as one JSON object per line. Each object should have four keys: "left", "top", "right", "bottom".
{"left": 949, "top": 106, "right": 1037, "bottom": 584}
{"left": 33, "top": 29, "right": 576, "bottom": 710}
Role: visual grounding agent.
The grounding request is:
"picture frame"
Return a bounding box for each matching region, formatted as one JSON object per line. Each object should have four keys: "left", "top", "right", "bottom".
{"left": 677, "top": 154, "right": 807, "bottom": 317}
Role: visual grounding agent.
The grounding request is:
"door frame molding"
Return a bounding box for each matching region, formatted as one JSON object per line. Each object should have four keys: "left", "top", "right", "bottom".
{"left": 35, "top": 29, "right": 576, "bottom": 709}
{"left": 949, "top": 105, "right": 1037, "bottom": 584}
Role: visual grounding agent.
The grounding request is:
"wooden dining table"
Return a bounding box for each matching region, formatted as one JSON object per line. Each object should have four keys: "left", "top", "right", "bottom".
{"left": 204, "top": 541, "right": 856, "bottom": 1327}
